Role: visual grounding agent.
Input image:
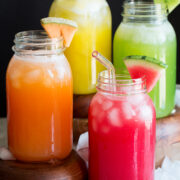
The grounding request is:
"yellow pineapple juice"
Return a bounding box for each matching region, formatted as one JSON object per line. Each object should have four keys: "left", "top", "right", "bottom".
{"left": 49, "top": 0, "right": 112, "bottom": 94}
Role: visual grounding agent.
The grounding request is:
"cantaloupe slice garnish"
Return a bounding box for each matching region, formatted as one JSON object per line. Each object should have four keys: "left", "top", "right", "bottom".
{"left": 41, "top": 17, "right": 78, "bottom": 47}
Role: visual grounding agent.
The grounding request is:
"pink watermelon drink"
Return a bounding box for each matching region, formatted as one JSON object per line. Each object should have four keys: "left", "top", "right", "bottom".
{"left": 89, "top": 71, "right": 156, "bottom": 180}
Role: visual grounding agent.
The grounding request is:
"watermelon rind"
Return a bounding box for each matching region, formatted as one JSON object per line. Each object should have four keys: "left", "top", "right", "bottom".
{"left": 41, "top": 17, "right": 78, "bottom": 28}
{"left": 124, "top": 55, "right": 168, "bottom": 70}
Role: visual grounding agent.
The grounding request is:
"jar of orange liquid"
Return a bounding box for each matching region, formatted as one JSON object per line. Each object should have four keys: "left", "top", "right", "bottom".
{"left": 6, "top": 30, "right": 73, "bottom": 162}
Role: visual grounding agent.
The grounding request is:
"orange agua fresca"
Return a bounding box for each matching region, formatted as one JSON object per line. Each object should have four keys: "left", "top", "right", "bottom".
{"left": 6, "top": 31, "right": 73, "bottom": 162}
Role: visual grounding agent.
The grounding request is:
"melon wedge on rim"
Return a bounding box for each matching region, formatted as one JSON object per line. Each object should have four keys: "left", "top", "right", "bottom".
{"left": 41, "top": 17, "right": 78, "bottom": 47}
{"left": 124, "top": 55, "right": 168, "bottom": 93}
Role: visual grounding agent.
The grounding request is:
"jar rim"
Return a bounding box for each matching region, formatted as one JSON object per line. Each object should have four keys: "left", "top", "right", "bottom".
{"left": 122, "top": 1, "right": 167, "bottom": 18}
{"left": 13, "top": 30, "right": 65, "bottom": 56}
{"left": 97, "top": 70, "right": 147, "bottom": 95}
{"left": 14, "top": 30, "right": 63, "bottom": 44}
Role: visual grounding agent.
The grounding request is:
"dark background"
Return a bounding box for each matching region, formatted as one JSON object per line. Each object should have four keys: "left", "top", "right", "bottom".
{"left": 0, "top": 0, "right": 179, "bottom": 117}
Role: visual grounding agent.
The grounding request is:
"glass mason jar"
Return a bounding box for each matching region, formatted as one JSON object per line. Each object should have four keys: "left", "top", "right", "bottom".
{"left": 6, "top": 30, "right": 73, "bottom": 162}
{"left": 49, "top": 0, "right": 112, "bottom": 95}
{"left": 113, "top": 1, "right": 177, "bottom": 118}
{"left": 89, "top": 71, "right": 156, "bottom": 180}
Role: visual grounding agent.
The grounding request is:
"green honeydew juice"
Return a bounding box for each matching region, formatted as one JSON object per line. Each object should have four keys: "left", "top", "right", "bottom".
{"left": 114, "top": 1, "right": 177, "bottom": 118}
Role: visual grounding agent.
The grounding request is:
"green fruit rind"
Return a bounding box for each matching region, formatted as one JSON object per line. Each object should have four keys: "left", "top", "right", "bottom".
{"left": 154, "top": 0, "right": 180, "bottom": 13}
{"left": 41, "top": 17, "right": 78, "bottom": 28}
{"left": 124, "top": 55, "right": 168, "bottom": 69}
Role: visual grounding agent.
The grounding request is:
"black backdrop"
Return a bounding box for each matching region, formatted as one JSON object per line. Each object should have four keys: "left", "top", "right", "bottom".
{"left": 0, "top": 0, "right": 179, "bottom": 117}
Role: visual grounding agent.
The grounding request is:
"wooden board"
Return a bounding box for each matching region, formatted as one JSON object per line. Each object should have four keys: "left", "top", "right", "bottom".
{"left": 0, "top": 150, "right": 88, "bottom": 180}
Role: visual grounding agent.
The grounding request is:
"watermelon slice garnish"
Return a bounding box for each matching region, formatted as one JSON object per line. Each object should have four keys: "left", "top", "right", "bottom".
{"left": 41, "top": 17, "right": 78, "bottom": 47}
{"left": 124, "top": 55, "right": 168, "bottom": 93}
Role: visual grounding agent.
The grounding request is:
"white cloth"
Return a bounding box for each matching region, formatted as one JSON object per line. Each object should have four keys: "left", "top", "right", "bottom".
{"left": 155, "top": 157, "right": 180, "bottom": 180}
{"left": 76, "top": 132, "right": 89, "bottom": 166}
{"left": 0, "top": 147, "right": 15, "bottom": 160}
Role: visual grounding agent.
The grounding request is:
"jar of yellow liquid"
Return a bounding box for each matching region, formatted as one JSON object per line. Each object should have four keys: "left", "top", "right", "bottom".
{"left": 49, "top": 0, "right": 112, "bottom": 95}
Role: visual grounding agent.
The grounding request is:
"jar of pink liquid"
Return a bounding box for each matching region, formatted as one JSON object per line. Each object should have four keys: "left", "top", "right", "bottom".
{"left": 89, "top": 71, "right": 156, "bottom": 180}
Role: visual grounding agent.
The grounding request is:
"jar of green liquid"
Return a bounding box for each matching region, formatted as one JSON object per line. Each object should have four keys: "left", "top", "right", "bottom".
{"left": 114, "top": 1, "right": 177, "bottom": 118}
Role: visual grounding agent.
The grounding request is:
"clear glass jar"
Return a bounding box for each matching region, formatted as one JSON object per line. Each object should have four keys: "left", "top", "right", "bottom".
{"left": 114, "top": 1, "right": 177, "bottom": 118}
{"left": 49, "top": 0, "right": 112, "bottom": 95}
{"left": 89, "top": 71, "right": 156, "bottom": 180}
{"left": 6, "top": 30, "right": 73, "bottom": 162}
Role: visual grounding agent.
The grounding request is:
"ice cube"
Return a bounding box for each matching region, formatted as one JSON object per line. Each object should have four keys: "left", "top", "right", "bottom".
{"left": 122, "top": 102, "right": 136, "bottom": 120}
{"left": 9, "top": 70, "right": 21, "bottom": 88}
{"left": 139, "top": 105, "right": 153, "bottom": 129}
{"left": 108, "top": 108, "right": 122, "bottom": 127}
{"left": 10, "top": 70, "right": 21, "bottom": 81}
{"left": 102, "top": 100, "right": 113, "bottom": 111}
{"left": 96, "top": 94, "right": 104, "bottom": 105}
{"left": 129, "top": 94, "right": 145, "bottom": 106}
{"left": 24, "top": 69, "right": 41, "bottom": 84}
